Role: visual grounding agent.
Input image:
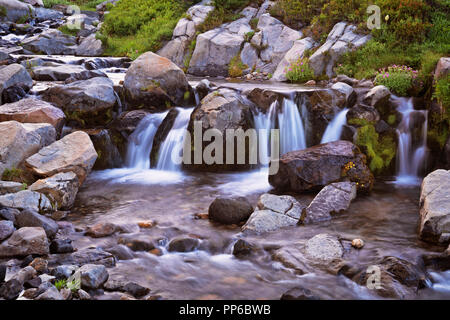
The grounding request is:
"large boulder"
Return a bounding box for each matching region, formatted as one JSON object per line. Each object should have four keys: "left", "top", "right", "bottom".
{"left": 21, "top": 29, "right": 77, "bottom": 55}
{"left": 269, "top": 141, "right": 374, "bottom": 193}
{"left": 0, "top": 64, "right": 33, "bottom": 104}
{"left": 208, "top": 196, "right": 253, "bottom": 225}
{"left": 82, "top": 129, "right": 123, "bottom": 170}
{"left": 0, "top": 181, "right": 23, "bottom": 195}
{"left": 41, "top": 77, "right": 118, "bottom": 127}
{"left": 75, "top": 34, "right": 104, "bottom": 57}
{"left": 29, "top": 172, "right": 79, "bottom": 210}
{"left": 25, "top": 131, "right": 98, "bottom": 185}
{"left": 331, "top": 82, "right": 356, "bottom": 108}
{"left": 0, "top": 98, "right": 66, "bottom": 133}
{"left": 31, "top": 64, "right": 106, "bottom": 82}
{"left": 0, "top": 227, "right": 49, "bottom": 258}
{"left": 0, "top": 190, "right": 53, "bottom": 212}
{"left": 419, "top": 170, "right": 450, "bottom": 244}
{"left": 363, "top": 85, "right": 391, "bottom": 111}
{"left": 242, "top": 209, "right": 299, "bottom": 234}
{"left": 434, "top": 57, "right": 450, "bottom": 79}
{"left": 304, "top": 233, "right": 344, "bottom": 263}
{"left": 0, "top": 0, "right": 34, "bottom": 22}
{"left": 302, "top": 182, "right": 357, "bottom": 224}
{"left": 123, "top": 52, "right": 194, "bottom": 111}
{"left": 15, "top": 209, "right": 58, "bottom": 238}
{"left": 21, "top": 123, "right": 56, "bottom": 149}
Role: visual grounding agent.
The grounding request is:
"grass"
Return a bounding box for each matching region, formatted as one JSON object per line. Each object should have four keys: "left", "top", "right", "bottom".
{"left": 228, "top": 55, "right": 248, "bottom": 77}
{"left": 43, "top": 0, "right": 105, "bottom": 11}
{"left": 58, "top": 24, "right": 80, "bottom": 36}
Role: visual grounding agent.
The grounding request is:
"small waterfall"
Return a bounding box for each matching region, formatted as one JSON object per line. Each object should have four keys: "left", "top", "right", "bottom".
{"left": 321, "top": 108, "right": 349, "bottom": 144}
{"left": 278, "top": 98, "right": 307, "bottom": 155}
{"left": 395, "top": 97, "right": 428, "bottom": 185}
{"left": 156, "top": 107, "right": 194, "bottom": 171}
{"left": 126, "top": 112, "right": 168, "bottom": 169}
{"left": 253, "top": 101, "right": 277, "bottom": 165}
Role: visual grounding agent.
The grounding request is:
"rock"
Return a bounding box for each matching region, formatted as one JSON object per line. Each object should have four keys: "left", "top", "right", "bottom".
{"left": 0, "top": 98, "right": 66, "bottom": 133}
{"left": 281, "top": 287, "right": 320, "bottom": 300}
{"left": 34, "top": 7, "right": 64, "bottom": 22}
{"left": 25, "top": 131, "right": 98, "bottom": 185}
{"left": 331, "top": 82, "right": 356, "bottom": 108}
{"left": 335, "top": 74, "right": 358, "bottom": 86}
{"left": 49, "top": 239, "right": 74, "bottom": 254}
{"left": 305, "top": 80, "right": 316, "bottom": 86}
{"left": 49, "top": 247, "right": 115, "bottom": 267}
{"left": 15, "top": 209, "right": 59, "bottom": 238}
{"left": 352, "top": 239, "right": 364, "bottom": 249}
{"left": 78, "top": 264, "right": 108, "bottom": 289}
{"left": 31, "top": 64, "right": 106, "bottom": 82}
{"left": 77, "top": 288, "right": 91, "bottom": 300}
{"left": 347, "top": 104, "right": 380, "bottom": 123}
{"left": 82, "top": 129, "right": 122, "bottom": 170}
{"left": 24, "top": 277, "right": 41, "bottom": 289}
{"left": 363, "top": 85, "right": 391, "bottom": 111}
{"left": 41, "top": 77, "right": 118, "bottom": 127}
{"left": 124, "top": 51, "right": 194, "bottom": 110}
{"left": 1, "top": 85, "right": 27, "bottom": 104}
{"left": 104, "top": 244, "right": 134, "bottom": 260}
{"left": 302, "top": 182, "right": 357, "bottom": 224}
{"left": 0, "top": 207, "right": 18, "bottom": 222}
{"left": 0, "top": 63, "right": 33, "bottom": 104}
{"left": 0, "top": 220, "right": 14, "bottom": 241}
{"left": 29, "top": 172, "right": 79, "bottom": 210}
{"left": 208, "top": 196, "right": 253, "bottom": 225}
{"left": 242, "top": 210, "right": 298, "bottom": 234}
{"left": 195, "top": 79, "right": 215, "bottom": 101}
{"left": 257, "top": 194, "right": 304, "bottom": 220}
{"left": 434, "top": 57, "right": 450, "bottom": 79}
{"left": 168, "top": 237, "right": 199, "bottom": 253}
{"left": 21, "top": 29, "right": 77, "bottom": 55}
{"left": 246, "top": 88, "right": 280, "bottom": 112}
{"left": 109, "top": 109, "right": 151, "bottom": 138}
{"left": 51, "top": 265, "right": 77, "bottom": 280}
{"left": 122, "top": 282, "right": 150, "bottom": 298}
{"left": 0, "top": 227, "right": 49, "bottom": 257}
{"left": 75, "top": 34, "right": 103, "bottom": 56}
{"left": 0, "top": 181, "right": 23, "bottom": 195}
{"left": 35, "top": 285, "right": 64, "bottom": 300}
{"left": 0, "top": 0, "right": 34, "bottom": 23}
{"left": 0, "top": 263, "right": 6, "bottom": 283}
{"left": 22, "top": 123, "right": 56, "bottom": 149}
{"left": 117, "top": 236, "right": 155, "bottom": 252}
{"left": 60, "top": 288, "right": 71, "bottom": 300}
{"left": 272, "top": 37, "right": 315, "bottom": 82}
{"left": 304, "top": 234, "right": 343, "bottom": 263}
{"left": 309, "top": 22, "right": 371, "bottom": 77}
{"left": 21, "top": 0, "right": 43, "bottom": 7}
{"left": 0, "top": 279, "right": 22, "bottom": 299}
{"left": 269, "top": 141, "right": 374, "bottom": 193}
{"left": 232, "top": 239, "right": 255, "bottom": 257}
{"left": 0, "top": 190, "right": 53, "bottom": 212}
{"left": 419, "top": 169, "right": 450, "bottom": 244}
{"left": 29, "top": 257, "right": 48, "bottom": 274}
{"left": 86, "top": 222, "right": 117, "bottom": 238}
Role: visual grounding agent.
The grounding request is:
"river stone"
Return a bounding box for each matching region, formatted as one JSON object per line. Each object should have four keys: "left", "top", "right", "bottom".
{"left": 49, "top": 248, "right": 115, "bottom": 267}
{"left": 0, "top": 0, "right": 34, "bottom": 22}
{"left": 22, "top": 123, "right": 56, "bottom": 149}
{"left": 104, "top": 244, "right": 134, "bottom": 261}
{"left": 0, "top": 190, "right": 53, "bottom": 212}
{"left": 242, "top": 210, "right": 298, "bottom": 234}
{"left": 75, "top": 34, "right": 104, "bottom": 57}
{"left": 0, "top": 207, "right": 18, "bottom": 222}
{"left": 21, "top": 29, "right": 77, "bottom": 55}
{"left": 25, "top": 131, "right": 98, "bottom": 185}
{"left": 281, "top": 287, "right": 320, "bottom": 300}
{"left": 257, "top": 194, "right": 304, "bottom": 220}
{"left": 41, "top": 77, "right": 118, "bottom": 127}
{"left": 82, "top": 128, "right": 122, "bottom": 170}
{"left": 0, "top": 181, "right": 23, "bottom": 195}
{"left": 15, "top": 209, "right": 59, "bottom": 238}
{"left": 269, "top": 141, "right": 374, "bottom": 193}
{"left": 124, "top": 51, "right": 194, "bottom": 110}
{"left": 304, "top": 234, "right": 343, "bottom": 263}
{"left": 0, "top": 98, "right": 66, "bottom": 133}
{"left": 51, "top": 265, "right": 77, "bottom": 280}
{"left": 34, "top": 7, "right": 64, "bottom": 21}
{"left": 86, "top": 222, "right": 117, "bottom": 238}
{"left": 49, "top": 239, "right": 74, "bottom": 254}
{"left": 79, "top": 264, "right": 108, "bottom": 289}
{"left": 419, "top": 170, "right": 450, "bottom": 244}
{"left": 0, "top": 227, "right": 49, "bottom": 257}
{"left": 302, "top": 182, "right": 357, "bottom": 224}
{"left": 31, "top": 64, "right": 106, "bottom": 81}
{"left": 0, "top": 279, "right": 22, "bottom": 299}
{"left": 9, "top": 266, "right": 36, "bottom": 284}
{"left": 363, "top": 85, "right": 391, "bottom": 110}
{"left": 168, "top": 237, "right": 200, "bottom": 253}
{"left": 208, "top": 196, "right": 253, "bottom": 225}
{"left": 29, "top": 172, "right": 79, "bottom": 210}
{"left": 347, "top": 104, "right": 380, "bottom": 123}
{"left": 36, "top": 285, "right": 64, "bottom": 300}
{"left": 0, "top": 220, "right": 14, "bottom": 241}
{"left": 0, "top": 63, "right": 33, "bottom": 104}
{"left": 331, "top": 82, "right": 356, "bottom": 108}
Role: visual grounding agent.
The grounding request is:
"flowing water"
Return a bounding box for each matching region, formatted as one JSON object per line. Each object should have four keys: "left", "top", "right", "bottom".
{"left": 321, "top": 108, "right": 350, "bottom": 144}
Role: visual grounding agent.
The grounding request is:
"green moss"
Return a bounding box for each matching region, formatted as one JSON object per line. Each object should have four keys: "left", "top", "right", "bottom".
{"left": 58, "top": 24, "right": 80, "bottom": 37}
{"left": 228, "top": 55, "right": 248, "bottom": 78}
{"left": 0, "top": 6, "right": 7, "bottom": 17}
{"left": 2, "top": 167, "right": 24, "bottom": 181}
{"left": 184, "top": 91, "right": 190, "bottom": 101}
{"left": 387, "top": 114, "right": 397, "bottom": 126}
{"left": 348, "top": 118, "right": 374, "bottom": 127}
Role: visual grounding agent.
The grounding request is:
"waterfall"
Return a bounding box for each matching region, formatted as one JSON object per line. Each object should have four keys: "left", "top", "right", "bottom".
{"left": 126, "top": 112, "right": 168, "bottom": 169}
{"left": 278, "top": 98, "right": 307, "bottom": 154}
{"left": 156, "top": 107, "right": 194, "bottom": 171}
{"left": 321, "top": 108, "right": 349, "bottom": 144}
{"left": 253, "top": 101, "right": 277, "bottom": 165}
{"left": 395, "top": 97, "right": 428, "bottom": 185}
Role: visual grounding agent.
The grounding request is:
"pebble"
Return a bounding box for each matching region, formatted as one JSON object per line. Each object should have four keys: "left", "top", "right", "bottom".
{"left": 352, "top": 239, "right": 365, "bottom": 249}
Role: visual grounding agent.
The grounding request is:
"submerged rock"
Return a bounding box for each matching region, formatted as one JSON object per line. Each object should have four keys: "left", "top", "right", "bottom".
{"left": 168, "top": 236, "right": 200, "bottom": 253}
{"left": 208, "top": 196, "right": 253, "bottom": 225}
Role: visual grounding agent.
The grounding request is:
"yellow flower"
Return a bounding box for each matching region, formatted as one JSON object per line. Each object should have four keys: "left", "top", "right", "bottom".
{"left": 385, "top": 15, "right": 389, "bottom": 22}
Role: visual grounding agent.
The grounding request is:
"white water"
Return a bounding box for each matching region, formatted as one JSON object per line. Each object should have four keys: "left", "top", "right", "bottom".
{"left": 395, "top": 98, "right": 428, "bottom": 186}
{"left": 156, "top": 107, "right": 194, "bottom": 171}
{"left": 125, "top": 112, "right": 168, "bottom": 169}
{"left": 253, "top": 101, "right": 277, "bottom": 165}
{"left": 278, "top": 98, "right": 307, "bottom": 155}
{"left": 321, "top": 108, "right": 349, "bottom": 144}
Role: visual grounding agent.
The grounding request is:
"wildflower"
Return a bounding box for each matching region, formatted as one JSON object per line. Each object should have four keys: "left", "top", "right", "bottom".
{"left": 385, "top": 15, "right": 389, "bottom": 22}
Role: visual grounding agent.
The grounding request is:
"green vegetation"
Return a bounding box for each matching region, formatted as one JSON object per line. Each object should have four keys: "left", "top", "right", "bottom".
{"left": 0, "top": 5, "right": 7, "bottom": 17}
{"left": 374, "top": 65, "right": 420, "bottom": 96}
{"left": 54, "top": 277, "right": 80, "bottom": 292}
{"left": 43, "top": 0, "right": 104, "bottom": 11}
{"left": 228, "top": 54, "right": 248, "bottom": 78}
{"left": 285, "top": 57, "right": 315, "bottom": 83}
{"left": 58, "top": 24, "right": 80, "bottom": 36}
{"left": 2, "top": 167, "right": 24, "bottom": 182}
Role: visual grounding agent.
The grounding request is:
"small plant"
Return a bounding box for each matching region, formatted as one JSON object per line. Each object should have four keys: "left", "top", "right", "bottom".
{"left": 244, "top": 31, "right": 255, "bottom": 42}
{"left": 249, "top": 18, "right": 259, "bottom": 30}
{"left": 228, "top": 55, "right": 248, "bottom": 78}
{"left": 285, "top": 57, "right": 315, "bottom": 83}
{"left": 374, "top": 65, "right": 420, "bottom": 96}
{"left": 55, "top": 279, "right": 67, "bottom": 291}
{"left": 433, "top": 75, "right": 450, "bottom": 111}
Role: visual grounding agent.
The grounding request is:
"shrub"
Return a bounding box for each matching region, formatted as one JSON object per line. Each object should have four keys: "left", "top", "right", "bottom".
{"left": 434, "top": 75, "right": 450, "bottom": 111}
{"left": 228, "top": 55, "right": 248, "bottom": 78}
{"left": 285, "top": 57, "right": 315, "bottom": 83}
{"left": 374, "top": 65, "right": 420, "bottom": 96}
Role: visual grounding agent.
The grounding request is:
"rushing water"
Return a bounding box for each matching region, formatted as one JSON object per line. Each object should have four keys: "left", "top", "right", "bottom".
{"left": 278, "top": 98, "right": 307, "bottom": 154}
{"left": 395, "top": 98, "right": 428, "bottom": 186}
{"left": 321, "top": 108, "right": 350, "bottom": 144}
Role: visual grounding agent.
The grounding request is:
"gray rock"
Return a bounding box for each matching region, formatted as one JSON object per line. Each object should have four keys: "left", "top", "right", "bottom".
{"left": 35, "top": 285, "right": 64, "bottom": 300}
{"left": 34, "top": 7, "right": 64, "bottom": 22}
{"left": 0, "top": 207, "right": 18, "bottom": 222}
{"left": 304, "top": 233, "right": 343, "bottom": 263}
{"left": 0, "top": 0, "right": 34, "bottom": 23}
{"left": 15, "top": 209, "right": 59, "bottom": 238}
{"left": 331, "top": 82, "right": 356, "bottom": 107}
{"left": 78, "top": 264, "right": 108, "bottom": 289}
{"left": 49, "top": 248, "right": 115, "bottom": 267}
{"left": 0, "top": 279, "right": 22, "bottom": 300}
{"left": 31, "top": 64, "right": 106, "bottom": 81}
{"left": 77, "top": 288, "right": 91, "bottom": 300}
{"left": 22, "top": 123, "right": 56, "bottom": 149}
{"left": 242, "top": 210, "right": 298, "bottom": 234}
{"left": 168, "top": 237, "right": 199, "bottom": 253}
{"left": 104, "top": 244, "right": 134, "bottom": 260}
{"left": 75, "top": 34, "right": 104, "bottom": 57}
{"left": 0, "top": 190, "right": 53, "bottom": 212}
{"left": 9, "top": 266, "right": 36, "bottom": 284}
{"left": 0, "top": 63, "right": 33, "bottom": 104}
{"left": 208, "top": 196, "right": 253, "bottom": 225}
{"left": 51, "top": 264, "right": 77, "bottom": 280}
{"left": 0, "top": 220, "right": 14, "bottom": 241}
{"left": 49, "top": 239, "right": 74, "bottom": 254}
{"left": 21, "top": 29, "right": 77, "bottom": 55}
{"left": 363, "top": 85, "right": 391, "bottom": 109}
{"left": 257, "top": 193, "right": 304, "bottom": 220}
{"left": 0, "top": 227, "right": 49, "bottom": 258}
{"left": 0, "top": 181, "right": 23, "bottom": 195}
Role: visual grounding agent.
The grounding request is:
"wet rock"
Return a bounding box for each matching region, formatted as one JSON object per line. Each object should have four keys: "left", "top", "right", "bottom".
{"left": 79, "top": 264, "right": 108, "bottom": 290}
{"left": 363, "top": 85, "right": 391, "bottom": 111}
{"left": 117, "top": 236, "right": 156, "bottom": 252}
{"left": 21, "top": 29, "right": 77, "bottom": 55}
{"left": 104, "top": 244, "right": 134, "bottom": 261}
{"left": 51, "top": 265, "right": 77, "bottom": 280}
{"left": 257, "top": 194, "right": 304, "bottom": 220}
{"left": 195, "top": 79, "right": 215, "bottom": 102}
{"left": 10, "top": 266, "right": 36, "bottom": 284}
{"left": 0, "top": 98, "right": 66, "bottom": 134}
{"left": 0, "top": 207, "right": 18, "bottom": 222}
{"left": 0, "top": 227, "right": 49, "bottom": 258}
{"left": 109, "top": 109, "right": 151, "bottom": 139}
{"left": 281, "top": 287, "right": 320, "bottom": 300}
{"left": 208, "top": 196, "right": 253, "bottom": 225}
{"left": 168, "top": 237, "right": 200, "bottom": 253}
{"left": 29, "top": 172, "right": 79, "bottom": 210}
{"left": 0, "top": 191, "right": 53, "bottom": 212}
{"left": 31, "top": 64, "right": 106, "bottom": 81}
{"left": 1, "top": 85, "right": 26, "bottom": 103}
{"left": 77, "top": 288, "right": 91, "bottom": 300}
{"left": 352, "top": 239, "right": 364, "bottom": 249}
{"left": 419, "top": 169, "right": 450, "bottom": 244}
{"left": 232, "top": 239, "right": 255, "bottom": 257}
{"left": 81, "top": 128, "right": 123, "bottom": 170}
{"left": 302, "top": 182, "right": 357, "bottom": 224}
{"left": 0, "top": 181, "right": 23, "bottom": 195}
{"left": 246, "top": 88, "right": 281, "bottom": 113}
{"left": 0, "top": 220, "right": 14, "bottom": 241}
{"left": 331, "top": 82, "right": 356, "bottom": 108}
{"left": 347, "top": 104, "right": 380, "bottom": 124}
{"left": 242, "top": 210, "right": 298, "bottom": 234}
{"left": 76, "top": 34, "right": 103, "bottom": 57}
{"left": 0, "top": 0, "right": 34, "bottom": 23}
{"left": 35, "top": 285, "right": 64, "bottom": 300}
{"left": 15, "top": 209, "right": 58, "bottom": 238}
{"left": 41, "top": 77, "right": 118, "bottom": 127}
{"left": 29, "top": 257, "right": 48, "bottom": 274}
{"left": 49, "top": 239, "right": 74, "bottom": 254}
{"left": 0, "top": 279, "right": 22, "bottom": 300}
{"left": 304, "top": 233, "right": 344, "bottom": 263}
{"left": 86, "top": 222, "right": 117, "bottom": 238}
{"left": 0, "top": 264, "right": 5, "bottom": 283}
{"left": 124, "top": 51, "right": 194, "bottom": 110}
{"left": 49, "top": 248, "right": 115, "bottom": 268}
{"left": 123, "top": 282, "right": 150, "bottom": 298}
{"left": 25, "top": 131, "right": 98, "bottom": 185}
{"left": 269, "top": 141, "right": 374, "bottom": 193}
